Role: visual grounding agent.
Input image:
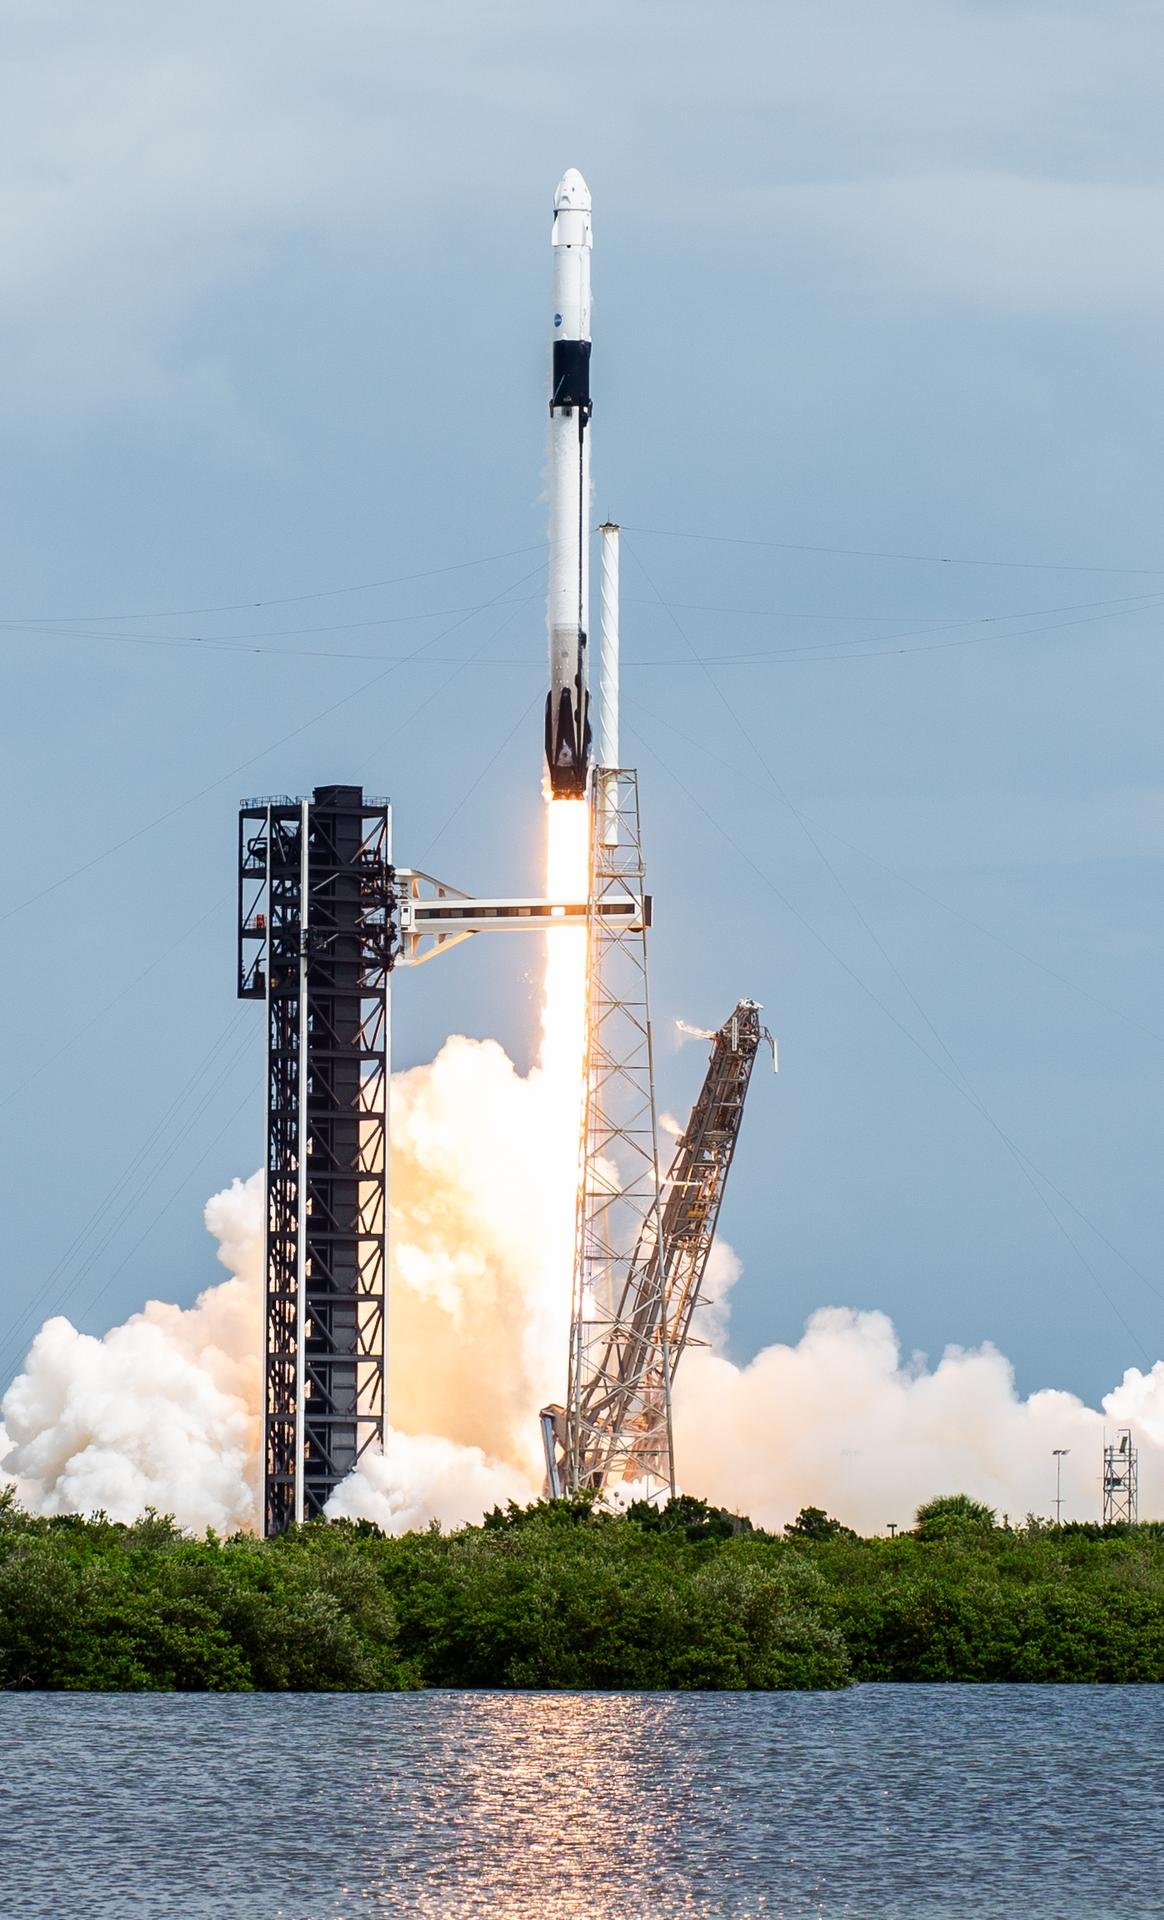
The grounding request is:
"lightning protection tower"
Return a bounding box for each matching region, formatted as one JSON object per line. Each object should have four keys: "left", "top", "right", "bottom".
{"left": 560, "top": 766, "right": 674, "bottom": 1503}
{"left": 238, "top": 786, "right": 395, "bottom": 1536}
{"left": 1102, "top": 1426, "right": 1138, "bottom": 1525}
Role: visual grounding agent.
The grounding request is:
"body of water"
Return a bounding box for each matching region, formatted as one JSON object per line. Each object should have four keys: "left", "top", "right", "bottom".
{"left": 2, "top": 1686, "right": 1161, "bottom": 1918}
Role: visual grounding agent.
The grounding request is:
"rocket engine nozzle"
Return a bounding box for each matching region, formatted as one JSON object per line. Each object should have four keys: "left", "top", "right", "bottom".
{"left": 545, "top": 679, "right": 592, "bottom": 798}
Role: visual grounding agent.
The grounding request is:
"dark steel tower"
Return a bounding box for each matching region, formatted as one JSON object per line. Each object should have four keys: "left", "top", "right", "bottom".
{"left": 237, "top": 786, "right": 395, "bottom": 1535}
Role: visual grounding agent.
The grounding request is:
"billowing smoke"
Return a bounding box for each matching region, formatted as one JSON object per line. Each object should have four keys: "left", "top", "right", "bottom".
{"left": 325, "top": 1430, "right": 530, "bottom": 1534}
{"left": 673, "top": 1304, "right": 1164, "bottom": 1530}
{"left": 0, "top": 1174, "right": 264, "bottom": 1535}
{"left": 0, "top": 1033, "right": 566, "bottom": 1533}
{"left": 0, "top": 802, "right": 586, "bottom": 1535}
{"left": 2, "top": 787, "right": 1161, "bottom": 1533}
{"left": 381, "top": 1035, "right": 571, "bottom": 1482}
{"left": 6, "top": 1070, "right": 1162, "bottom": 1532}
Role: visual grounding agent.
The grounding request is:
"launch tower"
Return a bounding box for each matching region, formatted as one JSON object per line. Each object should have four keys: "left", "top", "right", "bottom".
{"left": 563, "top": 765, "right": 671, "bottom": 1500}
{"left": 237, "top": 786, "right": 395, "bottom": 1535}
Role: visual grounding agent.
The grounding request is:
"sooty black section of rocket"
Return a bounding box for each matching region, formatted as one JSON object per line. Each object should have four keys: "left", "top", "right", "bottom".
{"left": 551, "top": 340, "right": 591, "bottom": 411}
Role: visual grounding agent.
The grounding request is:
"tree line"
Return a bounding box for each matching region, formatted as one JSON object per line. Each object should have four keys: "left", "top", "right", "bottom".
{"left": 2, "top": 1486, "right": 1161, "bottom": 1691}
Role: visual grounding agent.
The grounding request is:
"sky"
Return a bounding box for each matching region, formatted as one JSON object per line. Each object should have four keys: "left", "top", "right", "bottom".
{"left": 0, "top": 0, "right": 1161, "bottom": 1408}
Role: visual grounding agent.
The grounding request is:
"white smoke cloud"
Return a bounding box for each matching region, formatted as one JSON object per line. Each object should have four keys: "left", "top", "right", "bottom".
{"left": 384, "top": 1034, "right": 571, "bottom": 1484}
{"left": 0, "top": 1036, "right": 556, "bottom": 1534}
{"left": 674, "top": 1305, "right": 1164, "bottom": 1532}
{"left": 0, "top": 1172, "right": 263, "bottom": 1534}
{"left": 3, "top": 1034, "right": 1163, "bottom": 1537}
{"left": 325, "top": 1431, "right": 529, "bottom": 1534}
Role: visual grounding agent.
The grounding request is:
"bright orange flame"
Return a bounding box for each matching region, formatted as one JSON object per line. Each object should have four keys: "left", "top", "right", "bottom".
{"left": 541, "top": 798, "right": 588, "bottom": 1078}
{"left": 540, "top": 797, "right": 589, "bottom": 1310}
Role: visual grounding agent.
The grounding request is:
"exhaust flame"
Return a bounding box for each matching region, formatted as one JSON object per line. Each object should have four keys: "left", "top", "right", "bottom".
{"left": 539, "top": 795, "right": 589, "bottom": 1273}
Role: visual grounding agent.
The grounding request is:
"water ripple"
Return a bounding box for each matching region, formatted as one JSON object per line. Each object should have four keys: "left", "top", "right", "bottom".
{"left": 1, "top": 1687, "right": 1161, "bottom": 1919}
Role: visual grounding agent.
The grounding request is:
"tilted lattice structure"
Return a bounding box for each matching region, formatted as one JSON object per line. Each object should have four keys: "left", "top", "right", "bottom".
{"left": 622, "top": 1000, "right": 771, "bottom": 1484}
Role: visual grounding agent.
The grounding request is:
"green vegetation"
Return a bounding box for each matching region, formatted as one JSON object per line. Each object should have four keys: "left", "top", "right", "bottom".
{"left": 2, "top": 1486, "right": 1162, "bottom": 1692}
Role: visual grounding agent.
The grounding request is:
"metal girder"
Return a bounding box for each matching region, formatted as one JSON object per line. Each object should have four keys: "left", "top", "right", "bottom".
{"left": 237, "top": 786, "right": 394, "bottom": 1536}
{"left": 622, "top": 1000, "right": 773, "bottom": 1485}
{"left": 394, "top": 866, "right": 645, "bottom": 967}
{"left": 550, "top": 979, "right": 775, "bottom": 1501}
{"left": 561, "top": 769, "right": 675, "bottom": 1503}
{"left": 1102, "top": 1427, "right": 1139, "bottom": 1525}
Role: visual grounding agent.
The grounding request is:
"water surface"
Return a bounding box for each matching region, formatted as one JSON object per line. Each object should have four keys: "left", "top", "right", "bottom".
{"left": 3, "top": 1687, "right": 1161, "bottom": 1918}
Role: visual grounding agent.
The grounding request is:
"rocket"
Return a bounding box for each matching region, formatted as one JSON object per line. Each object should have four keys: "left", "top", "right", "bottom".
{"left": 545, "top": 167, "right": 593, "bottom": 798}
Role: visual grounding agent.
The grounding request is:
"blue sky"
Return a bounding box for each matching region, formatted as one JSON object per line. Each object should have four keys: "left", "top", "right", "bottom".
{"left": 1, "top": 0, "right": 1161, "bottom": 1402}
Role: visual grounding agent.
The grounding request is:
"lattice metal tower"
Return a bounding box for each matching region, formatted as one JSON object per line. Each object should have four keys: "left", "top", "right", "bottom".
{"left": 623, "top": 1000, "right": 773, "bottom": 1484}
{"left": 238, "top": 786, "right": 395, "bottom": 1535}
{"left": 560, "top": 768, "right": 674, "bottom": 1502}
{"left": 1102, "top": 1426, "right": 1139, "bottom": 1525}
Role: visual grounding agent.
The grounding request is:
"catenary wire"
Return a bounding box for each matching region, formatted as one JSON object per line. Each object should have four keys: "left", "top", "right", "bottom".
{"left": 623, "top": 589, "right": 1164, "bottom": 623}
{"left": 0, "top": 891, "right": 234, "bottom": 1111}
{"left": 82, "top": 1055, "right": 261, "bottom": 1322}
{"left": 627, "top": 720, "right": 1154, "bottom": 1362}
{"left": 687, "top": 596, "right": 1164, "bottom": 664}
{"left": 632, "top": 698, "right": 1164, "bottom": 1314}
{"left": 620, "top": 523, "right": 1164, "bottom": 578}
{"left": 626, "top": 541, "right": 1160, "bottom": 1344}
{"left": 0, "top": 596, "right": 540, "bottom": 655}
{"left": 416, "top": 690, "right": 543, "bottom": 863}
{"left": 1, "top": 542, "right": 544, "bottom": 625}
{"left": 0, "top": 557, "right": 546, "bottom": 932}
{"left": 0, "top": 591, "right": 544, "bottom": 1366}
{"left": 55, "top": 1029, "right": 260, "bottom": 1330}
{"left": 627, "top": 541, "right": 1163, "bottom": 1325}
{"left": 0, "top": 1010, "right": 252, "bottom": 1375}
{"left": 352, "top": 587, "right": 542, "bottom": 779}
{"left": 625, "top": 697, "right": 1164, "bottom": 1049}
{"left": 0, "top": 631, "right": 543, "bottom": 1364}
{"left": 6, "top": 586, "right": 1160, "bottom": 664}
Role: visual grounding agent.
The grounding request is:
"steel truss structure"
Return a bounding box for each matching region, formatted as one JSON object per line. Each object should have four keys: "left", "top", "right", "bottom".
{"left": 622, "top": 1000, "right": 774, "bottom": 1484}
{"left": 546, "top": 991, "right": 774, "bottom": 1502}
{"left": 238, "top": 786, "right": 395, "bottom": 1535}
{"left": 1102, "top": 1426, "right": 1139, "bottom": 1525}
{"left": 556, "top": 768, "right": 675, "bottom": 1503}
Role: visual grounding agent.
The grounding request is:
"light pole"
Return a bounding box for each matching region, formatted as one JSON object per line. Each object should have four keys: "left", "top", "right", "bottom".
{"left": 1053, "top": 1449, "right": 1070, "bottom": 1526}
{"left": 887, "top": 1523, "right": 898, "bottom": 1539}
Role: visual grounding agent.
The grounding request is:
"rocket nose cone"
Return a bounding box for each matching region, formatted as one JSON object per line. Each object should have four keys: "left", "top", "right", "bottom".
{"left": 554, "top": 168, "right": 591, "bottom": 213}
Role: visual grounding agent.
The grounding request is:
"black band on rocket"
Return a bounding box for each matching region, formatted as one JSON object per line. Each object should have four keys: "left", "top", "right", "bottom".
{"left": 551, "top": 339, "right": 591, "bottom": 410}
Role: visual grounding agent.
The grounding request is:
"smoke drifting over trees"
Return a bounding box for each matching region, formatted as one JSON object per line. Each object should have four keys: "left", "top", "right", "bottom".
{"left": 2, "top": 1029, "right": 1162, "bottom": 1534}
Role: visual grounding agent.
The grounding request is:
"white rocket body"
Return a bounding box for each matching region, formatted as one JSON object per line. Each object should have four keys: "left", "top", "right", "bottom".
{"left": 545, "top": 167, "right": 593, "bottom": 797}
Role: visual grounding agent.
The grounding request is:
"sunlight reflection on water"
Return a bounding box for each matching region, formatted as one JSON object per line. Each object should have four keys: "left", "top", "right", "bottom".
{"left": 2, "top": 1687, "right": 1161, "bottom": 1919}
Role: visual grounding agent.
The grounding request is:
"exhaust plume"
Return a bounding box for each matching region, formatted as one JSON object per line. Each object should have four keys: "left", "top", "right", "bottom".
{"left": 674, "top": 1304, "right": 1164, "bottom": 1530}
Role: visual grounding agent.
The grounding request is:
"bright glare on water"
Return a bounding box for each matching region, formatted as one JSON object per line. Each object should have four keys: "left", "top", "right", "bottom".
{"left": 3, "top": 1687, "right": 1162, "bottom": 1918}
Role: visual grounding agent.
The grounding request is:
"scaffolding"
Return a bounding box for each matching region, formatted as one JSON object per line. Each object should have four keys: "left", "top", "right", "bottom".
{"left": 623, "top": 1000, "right": 773, "bottom": 1483}
{"left": 1102, "top": 1427, "right": 1139, "bottom": 1525}
{"left": 561, "top": 768, "right": 673, "bottom": 1502}
{"left": 238, "top": 786, "right": 395, "bottom": 1535}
